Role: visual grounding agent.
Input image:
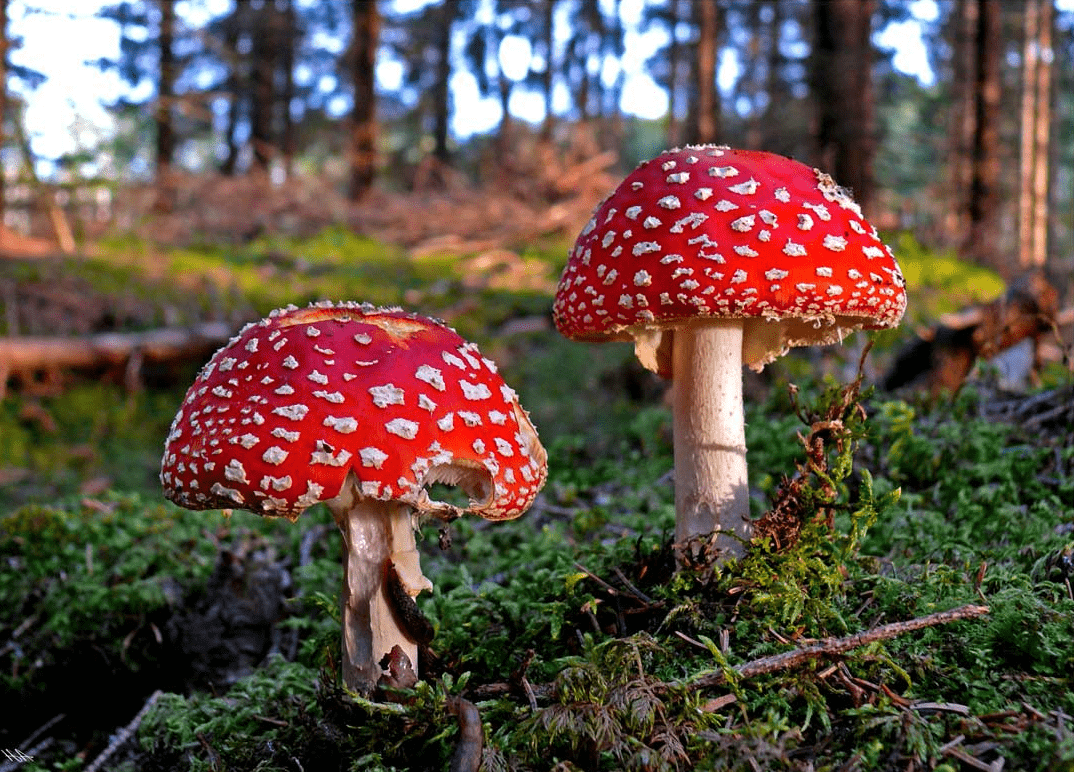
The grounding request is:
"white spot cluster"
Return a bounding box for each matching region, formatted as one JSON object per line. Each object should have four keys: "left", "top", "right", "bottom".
{"left": 552, "top": 145, "right": 906, "bottom": 353}
{"left": 161, "top": 302, "right": 547, "bottom": 522}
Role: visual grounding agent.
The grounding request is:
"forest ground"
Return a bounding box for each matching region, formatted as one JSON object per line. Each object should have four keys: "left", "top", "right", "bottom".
{"left": 0, "top": 177, "right": 1072, "bottom": 771}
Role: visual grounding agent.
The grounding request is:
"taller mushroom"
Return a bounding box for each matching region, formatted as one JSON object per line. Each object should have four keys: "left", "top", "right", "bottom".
{"left": 554, "top": 146, "right": 905, "bottom": 560}
{"left": 161, "top": 302, "right": 547, "bottom": 690}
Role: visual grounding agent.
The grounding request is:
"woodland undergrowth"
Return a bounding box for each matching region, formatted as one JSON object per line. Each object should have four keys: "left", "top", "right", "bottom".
{"left": 1, "top": 230, "right": 1071, "bottom": 770}
{"left": 126, "top": 356, "right": 1074, "bottom": 771}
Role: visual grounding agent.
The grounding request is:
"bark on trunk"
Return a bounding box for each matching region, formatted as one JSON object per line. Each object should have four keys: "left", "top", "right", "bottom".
{"left": 540, "top": 0, "right": 556, "bottom": 141}
{"left": 219, "top": 2, "right": 247, "bottom": 176}
{"left": 1018, "top": 0, "right": 1053, "bottom": 270}
{"left": 280, "top": 0, "right": 297, "bottom": 178}
{"left": 432, "top": 0, "right": 454, "bottom": 165}
{"left": 944, "top": 0, "right": 979, "bottom": 246}
{"left": 154, "top": 0, "right": 177, "bottom": 213}
{"left": 250, "top": 3, "right": 279, "bottom": 171}
{"left": 964, "top": 0, "right": 1003, "bottom": 272}
{"left": 348, "top": 0, "right": 379, "bottom": 201}
{"left": 0, "top": 0, "right": 10, "bottom": 219}
{"left": 810, "top": 0, "right": 876, "bottom": 215}
{"left": 0, "top": 322, "right": 236, "bottom": 393}
{"left": 690, "top": 0, "right": 721, "bottom": 145}
{"left": 666, "top": 0, "right": 684, "bottom": 148}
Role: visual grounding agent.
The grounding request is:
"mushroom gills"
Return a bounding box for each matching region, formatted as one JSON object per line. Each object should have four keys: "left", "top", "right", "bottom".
{"left": 419, "top": 461, "right": 494, "bottom": 517}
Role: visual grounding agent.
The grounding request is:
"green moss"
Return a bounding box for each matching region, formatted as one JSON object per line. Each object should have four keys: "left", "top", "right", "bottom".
{"left": 0, "top": 385, "right": 184, "bottom": 507}
{"left": 3, "top": 227, "right": 1072, "bottom": 769}
{"left": 888, "top": 232, "right": 1006, "bottom": 323}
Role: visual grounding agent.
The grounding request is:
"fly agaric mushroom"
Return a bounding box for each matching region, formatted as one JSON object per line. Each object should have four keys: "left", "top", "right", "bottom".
{"left": 161, "top": 302, "right": 547, "bottom": 690}
{"left": 553, "top": 145, "right": 905, "bottom": 561}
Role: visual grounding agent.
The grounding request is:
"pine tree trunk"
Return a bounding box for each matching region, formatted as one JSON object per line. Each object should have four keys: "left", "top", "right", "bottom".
{"left": 964, "top": 0, "right": 1003, "bottom": 272}
{"left": 348, "top": 0, "right": 379, "bottom": 201}
{"left": 154, "top": 0, "right": 177, "bottom": 213}
{"left": 602, "top": 0, "right": 625, "bottom": 152}
{"left": 280, "top": 0, "right": 297, "bottom": 179}
{"left": 666, "top": 0, "right": 684, "bottom": 148}
{"left": 495, "top": 76, "right": 513, "bottom": 159}
{"left": 0, "top": 0, "right": 8, "bottom": 221}
{"left": 219, "top": 2, "right": 246, "bottom": 176}
{"left": 944, "top": 0, "right": 979, "bottom": 247}
{"left": 432, "top": 1, "right": 454, "bottom": 165}
{"left": 1018, "top": 0, "right": 1053, "bottom": 270}
{"left": 810, "top": 0, "right": 877, "bottom": 215}
{"left": 690, "top": 0, "right": 721, "bottom": 145}
{"left": 250, "top": 4, "right": 278, "bottom": 172}
{"left": 540, "top": 0, "right": 556, "bottom": 141}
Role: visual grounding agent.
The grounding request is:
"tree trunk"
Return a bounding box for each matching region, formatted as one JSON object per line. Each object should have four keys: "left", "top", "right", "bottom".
{"left": 742, "top": 0, "right": 764, "bottom": 150}
{"left": 280, "top": 0, "right": 297, "bottom": 179}
{"left": 690, "top": 0, "right": 721, "bottom": 145}
{"left": 1018, "top": 0, "right": 1053, "bottom": 270}
{"left": 495, "top": 75, "right": 514, "bottom": 157}
{"left": 12, "top": 105, "right": 74, "bottom": 254}
{"left": 810, "top": 0, "right": 876, "bottom": 215}
{"left": 964, "top": 0, "right": 1003, "bottom": 272}
{"left": 0, "top": 322, "right": 236, "bottom": 394}
{"left": 431, "top": 0, "right": 454, "bottom": 165}
{"left": 666, "top": 0, "right": 684, "bottom": 148}
{"left": 250, "top": 3, "right": 279, "bottom": 172}
{"left": 348, "top": 0, "right": 379, "bottom": 201}
{"left": 154, "top": 0, "right": 177, "bottom": 213}
{"left": 944, "top": 0, "right": 979, "bottom": 247}
{"left": 601, "top": 0, "right": 625, "bottom": 152}
{"left": 0, "top": 0, "right": 8, "bottom": 221}
{"left": 761, "top": 0, "right": 792, "bottom": 154}
{"left": 539, "top": 0, "right": 556, "bottom": 141}
{"left": 219, "top": 2, "right": 246, "bottom": 176}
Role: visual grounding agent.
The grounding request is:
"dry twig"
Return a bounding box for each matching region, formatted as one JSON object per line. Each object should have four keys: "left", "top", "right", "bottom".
{"left": 470, "top": 604, "right": 990, "bottom": 702}
{"left": 676, "top": 604, "right": 989, "bottom": 691}
{"left": 84, "top": 690, "right": 163, "bottom": 772}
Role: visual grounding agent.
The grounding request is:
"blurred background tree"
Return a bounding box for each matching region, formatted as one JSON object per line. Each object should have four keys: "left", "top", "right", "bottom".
{"left": 0, "top": 0, "right": 1069, "bottom": 288}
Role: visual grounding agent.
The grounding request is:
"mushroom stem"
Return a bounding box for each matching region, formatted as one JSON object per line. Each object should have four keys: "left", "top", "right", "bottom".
{"left": 330, "top": 496, "right": 432, "bottom": 691}
{"left": 672, "top": 319, "right": 751, "bottom": 560}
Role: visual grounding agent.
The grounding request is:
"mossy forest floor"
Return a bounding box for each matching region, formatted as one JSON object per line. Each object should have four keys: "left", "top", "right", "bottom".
{"left": 0, "top": 230, "right": 1071, "bottom": 771}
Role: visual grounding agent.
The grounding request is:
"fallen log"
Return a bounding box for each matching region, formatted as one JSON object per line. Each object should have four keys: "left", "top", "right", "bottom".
{"left": 881, "top": 270, "right": 1064, "bottom": 395}
{"left": 0, "top": 321, "right": 235, "bottom": 393}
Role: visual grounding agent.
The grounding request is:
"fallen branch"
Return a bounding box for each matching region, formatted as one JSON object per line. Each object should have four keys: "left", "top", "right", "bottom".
{"left": 676, "top": 604, "right": 990, "bottom": 691}
{"left": 84, "top": 691, "right": 163, "bottom": 772}
{"left": 0, "top": 714, "right": 64, "bottom": 772}
{"left": 883, "top": 270, "right": 1061, "bottom": 395}
{"left": 470, "top": 604, "right": 990, "bottom": 702}
{"left": 0, "top": 321, "right": 235, "bottom": 390}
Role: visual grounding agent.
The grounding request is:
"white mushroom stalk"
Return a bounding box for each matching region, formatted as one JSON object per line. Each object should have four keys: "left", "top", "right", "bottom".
{"left": 553, "top": 146, "right": 906, "bottom": 565}
{"left": 671, "top": 320, "right": 749, "bottom": 557}
{"left": 161, "top": 302, "right": 547, "bottom": 692}
{"left": 328, "top": 481, "right": 431, "bottom": 687}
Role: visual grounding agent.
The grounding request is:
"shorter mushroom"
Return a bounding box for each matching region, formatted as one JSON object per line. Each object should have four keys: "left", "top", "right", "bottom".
{"left": 161, "top": 302, "right": 547, "bottom": 691}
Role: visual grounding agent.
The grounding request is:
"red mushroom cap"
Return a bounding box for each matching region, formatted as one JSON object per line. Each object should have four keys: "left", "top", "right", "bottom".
{"left": 553, "top": 145, "right": 907, "bottom": 373}
{"left": 161, "top": 302, "right": 547, "bottom": 521}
